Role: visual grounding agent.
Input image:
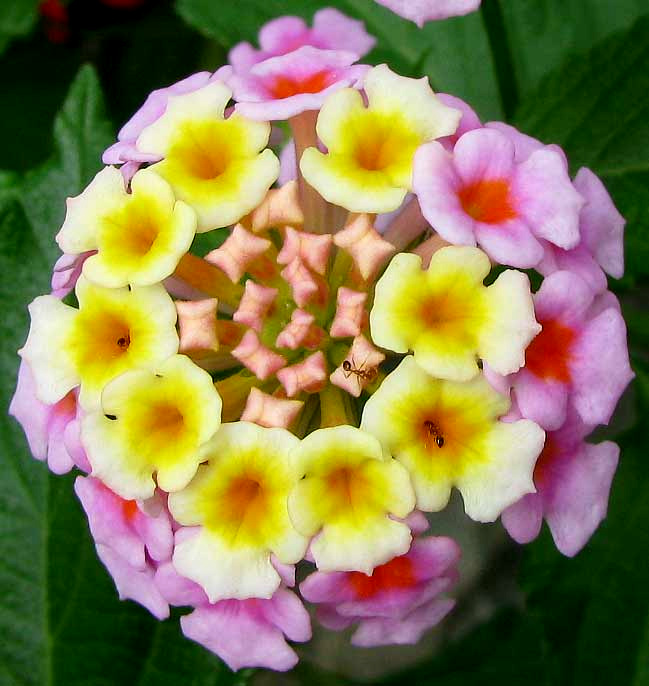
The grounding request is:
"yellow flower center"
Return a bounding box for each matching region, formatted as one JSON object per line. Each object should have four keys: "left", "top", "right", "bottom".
{"left": 200, "top": 467, "right": 279, "bottom": 548}
{"left": 171, "top": 120, "right": 238, "bottom": 182}
{"left": 350, "top": 112, "right": 419, "bottom": 173}
{"left": 71, "top": 308, "right": 132, "bottom": 373}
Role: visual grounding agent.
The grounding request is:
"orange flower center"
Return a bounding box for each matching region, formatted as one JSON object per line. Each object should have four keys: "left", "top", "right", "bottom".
{"left": 348, "top": 555, "right": 416, "bottom": 599}
{"left": 269, "top": 71, "right": 333, "bottom": 99}
{"left": 525, "top": 318, "right": 576, "bottom": 382}
{"left": 458, "top": 179, "right": 517, "bottom": 224}
{"left": 534, "top": 433, "right": 561, "bottom": 487}
{"left": 121, "top": 499, "right": 139, "bottom": 521}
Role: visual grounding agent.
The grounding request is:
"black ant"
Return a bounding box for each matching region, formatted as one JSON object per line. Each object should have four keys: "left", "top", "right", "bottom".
{"left": 423, "top": 420, "right": 445, "bottom": 448}
{"left": 117, "top": 333, "right": 130, "bottom": 349}
{"left": 342, "top": 356, "right": 378, "bottom": 387}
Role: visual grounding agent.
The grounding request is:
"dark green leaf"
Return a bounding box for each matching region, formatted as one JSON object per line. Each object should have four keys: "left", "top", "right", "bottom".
{"left": 500, "top": 0, "right": 648, "bottom": 99}
{"left": 515, "top": 15, "right": 649, "bottom": 279}
{"left": 0, "top": 0, "right": 39, "bottom": 57}
{"left": 20, "top": 64, "right": 114, "bottom": 264}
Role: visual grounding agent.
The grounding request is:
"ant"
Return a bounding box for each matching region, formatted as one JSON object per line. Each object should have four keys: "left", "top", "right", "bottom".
{"left": 117, "top": 334, "right": 130, "bottom": 350}
{"left": 342, "top": 356, "right": 378, "bottom": 388}
{"left": 423, "top": 420, "right": 445, "bottom": 448}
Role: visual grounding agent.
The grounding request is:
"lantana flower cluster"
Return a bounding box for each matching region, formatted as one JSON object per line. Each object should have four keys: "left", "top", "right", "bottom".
{"left": 11, "top": 7, "right": 632, "bottom": 673}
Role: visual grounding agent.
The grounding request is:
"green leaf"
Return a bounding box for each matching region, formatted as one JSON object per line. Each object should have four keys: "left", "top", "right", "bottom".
{"left": 500, "top": 0, "right": 649, "bottom": 99}
{"left": 0, "top": 0, "right": 39, "bottom": 56}
{"left": 515, "top": 15, "right": 649, "bottom": 280}
{"left": 20, "top": 64, "right": 115, "bottom": 265}
{"left": 174, "top": 0, "right": 503, "bottom": 119}
{"left": 0, "top": 65, "right": 244, "bottom": 686}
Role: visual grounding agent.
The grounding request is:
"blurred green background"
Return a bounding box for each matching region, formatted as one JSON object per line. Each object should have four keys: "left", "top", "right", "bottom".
{"left": 1, "top": 1, "right": 648, "bottom": 684}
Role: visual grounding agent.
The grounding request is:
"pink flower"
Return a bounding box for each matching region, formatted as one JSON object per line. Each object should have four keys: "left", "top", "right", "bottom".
{"left": 375, "top": 0, "right": 481, "bottom": 27}
{"left": 301, "top": 535, "right": 459, "bottom": 646}
{"left": 50, "top": 251, "right": 94, "bottom": 298}
{"left": 488, "top": 271, "right": 633, "bottom": 431}
{"left": 536, "top": 167, "right": 625, "bottom": 292}
{"left": 102, "top": 67, "right": 232, "bottom": 166}
{"left": 9, "top": 360, "right": 85, "bottom": 475}
{"left": 231, "top": 47, "right": 367, "bottom": 121}
{"left": 228, "top": 9, "right": 375, "bottom": 73}
{"left": 154, "top": 561, "right": 311, "bottom": 672}
{"left": 75, "top": 476, "right": 173, "bottom": 619}
{"left": 413, "top": 128, "right": 584, "bottom": 267}
{"left": 437, "top": 92, "right": 482, "bottom": 150}
{"left": 502, "top": 408, "right": 619, "bottom": 556}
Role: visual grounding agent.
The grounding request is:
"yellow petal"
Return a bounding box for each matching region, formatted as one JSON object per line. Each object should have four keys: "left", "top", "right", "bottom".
{"left": 361, "top": 356, "right": 543, "bottom": 521}
{"left": 83, "top": 354, "right": 222, "bottom": 500}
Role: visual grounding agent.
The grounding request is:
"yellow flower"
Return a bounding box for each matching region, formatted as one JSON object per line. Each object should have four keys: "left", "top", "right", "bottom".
{"left": 288, "top": 425, "right": 415, "bottom": 574}
{"left": 168, "top": 422, "right": 307, "bottom": 601}
{"left": 370, "top": 246, "right": 540, "bottom": 381}
{"left": 300, "top": 64, "right": 460, "bottom": 213}
{"left": 19, "top": 276, "right": 178, "bottom": 409}
{"left": 361, "top": 356, "right": 545, "bottom": 522}
{"left": 136, "top": 81, "right": 280, "bottom": 231}
{"left": 82, "top": 354, "right": 221, "bottom": 500}
{"left": 56, "top": 166, "right": 197, "bottom": 288}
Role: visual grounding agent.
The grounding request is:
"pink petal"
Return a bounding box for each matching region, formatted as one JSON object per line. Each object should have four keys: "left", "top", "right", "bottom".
{"left": 413, "top": 142, "right": 476, "bottom": 246}
{"left": 501, "top": 493, "right": 544, "bottom": 544}
{"left": 544, "top": 441, "right": 619, "bottom": 556}
{"left": 375, "top": 0, "right": 481, "bottom": 26}
{"left": 570, "top": 306, "right": 634, "bottom": 426}
{"left": 513, "top": 368, "right": 568, "bottom": 431}
{"left": 513, "top": 148, "right": 584, "bottom": 249}
{"left": 574, "top": 167, "right": 625, "bottom": 279}
{"left": 181, "top": 592, "right": 309, "bottom": 672}
{"left": 96, "top": 544, "right": 169, "bottom": 620}
{"left": 351, "top": 597, "right": 455, "bottom": 646}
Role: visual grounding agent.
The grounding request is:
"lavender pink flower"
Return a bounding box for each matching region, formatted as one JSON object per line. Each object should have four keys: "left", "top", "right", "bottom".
{"left": 537, "top": 167, "right": 626, "bottom": 292}
{"left": 155, "top": 560, "right": 311, "bottom": 672}
{"left": 9, "top": 360, "right": 84, "bottom": 475}
{"left": 301, "top": 535, "right": 459, "bottom": 646}
{"left": 488, "top": 271, "right": 633, "bottom": 431}
{"left": 375, "top": 0, "right": 482, "bottom": 26}
{"left": 502, "top": 408, "right": 619, "bottom": 556}
{"left": 102, "top": 67, "right": 232, "bottom": 167}
{"left": 50, "top": 251, "right": 94, "bottom": 298}
{"left": 413, "top": 127, "right": 584, "bottom": 268}
{"left": 75, "top": 476, "right": 174, "bottom": 619}
{"left": 228, "top": 9, "right": 375, "bottom": 73}
{"left": 231, "top": 47, "right": 367, "bottom": 121}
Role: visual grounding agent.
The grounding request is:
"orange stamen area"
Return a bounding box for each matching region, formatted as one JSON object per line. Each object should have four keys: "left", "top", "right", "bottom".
{"left": 533, "top": 435, "right": 559, "bottom": 486}
{"left": 458, "top": 179, "right": 517, "bottom": 224}
{"left": 206, "top": 472, "right": 271, "bottom": 545}
{"left": 417, "top": 281, "right": 484, "bottom": 337}
{"left": 325, "top": 467, "right": 371, "bottom": 520}
{"left": 352, "top": 114, "right": 415, "bottom": 173}
{"left": 103, "top": 200, "right": 163, "bottom": 260}
{"left": 348, "top": 555, "right": 416, "bottom": 599}
{"left": 139, "top": 402, "right": 186, "bottom": 448}
{"left": 121, "top": 499, "right": 139, "bottom": 522}
{"left": 414, "top": 406, "right": 488, "bottom": 474}
{"left": 172, "top": 121, "right": 235, "bottom": 181}
{"left": 55, "top": 390, "right": 77, "bottom": 415}
{"left": 73, "top": 309, "right": 132, "bottom": 369}
{"left": 268, "top": 71, "right": 333, "bottom": 99}
{"left": 525, "top": 318, "right": 576, "bottom": 383}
